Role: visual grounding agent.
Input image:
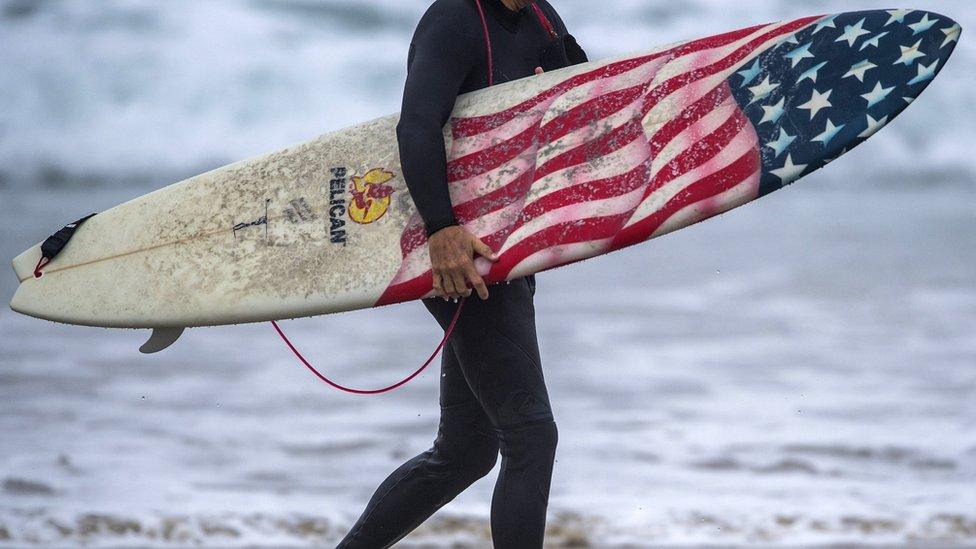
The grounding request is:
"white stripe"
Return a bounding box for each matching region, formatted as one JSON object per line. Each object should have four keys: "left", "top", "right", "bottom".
{"left": 535, "top": 91, "right": 647, "bottom": 167}
{"left": 499, "top": 185, "right": 645, "bottom": 254}
{"left": 450, "top": 56, "right": 667, "bottom": 158}
{"left": 625, "top": 123, "right": 758, "bottom": 228}
{"left": 389, "top": 243, "right": 431, "bottom": 285}
{"left": 449, "top": 148, "right": 537, "bottom": 204}
{"left": 527, "top": 136, "right": 650, "bottom": 207}
{"left": 507, "top": 238, "right": 614, "bottom": 280}
{"left": 649, "top": 21, "right": 791, "bottom": 87}
{"left": 648, "top": 97, "right": 737, "bottom": 180}
{"left": 643, "top": 21, "right": 809, "bottom": 134}
{"left": 538, "top": 56, "right": 668, "bottom": 127}
{"left": 450, "top": 102, "right": 553, "bottom": 159}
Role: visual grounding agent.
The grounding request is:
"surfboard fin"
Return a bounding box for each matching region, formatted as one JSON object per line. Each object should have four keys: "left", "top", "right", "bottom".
{"left": 139, "top": 327, "right": 185, "bottom": 354}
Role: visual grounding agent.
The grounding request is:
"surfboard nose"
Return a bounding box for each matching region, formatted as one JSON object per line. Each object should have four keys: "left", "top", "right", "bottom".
{"left": 912, "top": 11, "right": 961, "bottom": 55}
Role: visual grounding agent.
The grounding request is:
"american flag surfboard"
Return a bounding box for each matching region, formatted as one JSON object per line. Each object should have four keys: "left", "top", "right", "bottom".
{"left": 10, "top": 9, "right": 961, "bottom": 332}
{"left": 376, "top": 9, "right": 960, "bottom": 306}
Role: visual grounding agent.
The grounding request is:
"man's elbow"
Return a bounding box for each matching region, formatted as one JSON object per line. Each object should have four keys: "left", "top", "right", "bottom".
{"left": 396, "top": 115, "right": 441, "bottom": 150}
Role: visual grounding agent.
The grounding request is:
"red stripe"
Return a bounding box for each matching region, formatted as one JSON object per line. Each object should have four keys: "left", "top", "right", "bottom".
{"left": 611, "top": 146, "right": 760, "bottom": 250}
{"left": 643, "top": 106, "right": 750, "bottom": 200}
{"left": 536, "top": 119, "right": 645, "bottom": 181}
{"left": 450, "top": 22, "right": 769, "bottom": 138}
{"left": 637, "top": 17, "right": 818, "bottom": 121}
{"left": 521, "top": 158, "right": 651, "bottom": 220}
{"left": 453, "top": 168, "right": 536, "bottom": 222}
{"left": 376, "top": 271, "right": 434, "bottom": 306}
{"left": 486, "top": 214, "right": 631, "bottom": 280}
{"left": 539, "top": 82, "right": 650, "bottom": 148}
{"left": 649, "top": 84, "right": 730, "bottom": 157}
{"left": 447, "top": 124, "right": 538, "bottom": 182}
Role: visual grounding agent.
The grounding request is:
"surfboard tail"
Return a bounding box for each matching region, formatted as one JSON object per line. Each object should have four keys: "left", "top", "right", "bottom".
{"left": 11, "top": 244, "right": 43, "bottom": 283}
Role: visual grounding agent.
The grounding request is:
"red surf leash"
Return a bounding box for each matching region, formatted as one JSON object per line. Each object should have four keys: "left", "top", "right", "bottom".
{"left": 271, "top": 298, "right": 465, "bottom": 395}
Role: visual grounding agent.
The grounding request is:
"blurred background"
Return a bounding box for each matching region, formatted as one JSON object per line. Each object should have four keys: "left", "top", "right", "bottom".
{"left": 1, "top": 0, "right": 974, "bottom": 546}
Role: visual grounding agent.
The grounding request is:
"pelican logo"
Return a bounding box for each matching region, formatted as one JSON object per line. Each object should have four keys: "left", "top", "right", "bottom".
{"left": 349, "top": 168, "right": 395, "bottom": 224}
{"left": 327, "top": 167, "right": 348, "bottom": 245}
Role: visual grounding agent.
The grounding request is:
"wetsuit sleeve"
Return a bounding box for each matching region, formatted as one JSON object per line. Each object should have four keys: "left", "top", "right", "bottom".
{"left": 396, "top": 12, "right": 480, "bottom": 238}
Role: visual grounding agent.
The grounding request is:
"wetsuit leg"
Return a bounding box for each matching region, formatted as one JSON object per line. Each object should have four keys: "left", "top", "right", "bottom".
{"left": 424, "top": 275, "right": 558, "bottom": 549}
{"left": 336, "top": 344, "right": 499, "bottom": 549}
{"left": 337, "top": 275, "right": 557, "bottom": 549}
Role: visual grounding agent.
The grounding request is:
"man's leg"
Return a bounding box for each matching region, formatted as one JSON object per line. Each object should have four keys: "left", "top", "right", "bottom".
{"left": 425, "top": 275, "right": 559, "bottom": 549}
{"left": 336, "top": 342, "right": 499, "bottom": 548}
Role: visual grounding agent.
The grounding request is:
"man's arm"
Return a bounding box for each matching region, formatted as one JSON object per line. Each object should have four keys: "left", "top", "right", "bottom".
{"left": 396, "top": 9, "right": 498, "bottom": 300}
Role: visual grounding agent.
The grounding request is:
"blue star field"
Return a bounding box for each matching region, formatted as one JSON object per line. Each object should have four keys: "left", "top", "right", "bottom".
{"left": 726, "top": 9, "right": 961, "bottom": 197}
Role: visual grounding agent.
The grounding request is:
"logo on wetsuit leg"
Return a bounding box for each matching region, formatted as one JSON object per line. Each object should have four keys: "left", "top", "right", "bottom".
{"left": 348, "top": 168, "right": 396, "bottom": 224}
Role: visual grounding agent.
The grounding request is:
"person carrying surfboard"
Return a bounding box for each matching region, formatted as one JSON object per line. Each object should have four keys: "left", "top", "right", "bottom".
{"left": 337, "top": 1, "right": 586, "bottom": 547}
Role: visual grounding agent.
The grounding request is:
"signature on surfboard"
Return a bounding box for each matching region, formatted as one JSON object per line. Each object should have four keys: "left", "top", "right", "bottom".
{"left": 233, "top": 198, "right": 271, "bottom": 241}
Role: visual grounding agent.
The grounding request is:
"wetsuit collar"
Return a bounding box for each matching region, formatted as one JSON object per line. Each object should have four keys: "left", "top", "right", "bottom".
{"left": 485, "top": 0, "right": 527, "bottom": 32}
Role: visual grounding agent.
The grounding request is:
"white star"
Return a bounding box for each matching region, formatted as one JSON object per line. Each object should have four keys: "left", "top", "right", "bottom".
{"left": 766, "top": 128, "right": 796, "bottom": 158}
{"left": 884, "top": 9, "right": 913, "bottom": 27}
{"left": 784, "top": 42, "right": 815, "bottom": 68}
{"left": 861, "top": 81, "right": 895, "bottom": 108}
{"left": 843, "top": 59, "right": 877, "bottom": 82}
{"left": 812, "top": 119, "right": 846, "bottom": 147}
{"left": 798, "top": 61, "right": 828, "bottom": 84}
{"left": 760, "top": 97, "right": 786, "bottom": 124}
{"left": 737, "top": 59, "right": 762, "bottom": 86}
{"left": 858, "top": 114, "right": 889, "bottom": 138}
{"left": 941, "top": 24, "right": 961, "bottom": 48}
{"left": 908, "top": 60, "right": 940, "bottom": 86}
{"left": 812, "top": 15, "right": 838, "bottom": 35}
{"left": 860, "top": 31, "right": 889, "bottom": 51}
{"left": 785, "top": 34, "right": 800, "bottom": 45}
{"left": 909, "top": 13, "right": 939, "bottom": 36}
{"left": 904, "top": 96, "right": 916, "bottom": 104}
{"left": 771, "top": 154, "right": 807, "bottom": 184}
{"left": 895, "top": 39, "right": 926, "bottom": 66}
{"left": 835, "top": 18, "right": 871, "bottom": 47}
{"left": 748, "top": 75, "right": 779, "bottom": 104}
{"left": 798, "top": 88, "right": 833, "bottom": 119}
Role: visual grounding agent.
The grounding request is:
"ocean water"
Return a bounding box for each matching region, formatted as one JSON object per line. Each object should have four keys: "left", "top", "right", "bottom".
{"left": 1, "top": 1, "right": 974, "bottom": 547}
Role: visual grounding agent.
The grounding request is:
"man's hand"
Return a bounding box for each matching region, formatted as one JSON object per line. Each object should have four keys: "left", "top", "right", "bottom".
{"left": 428, "top": 226, "right": 498, "bottom": 300}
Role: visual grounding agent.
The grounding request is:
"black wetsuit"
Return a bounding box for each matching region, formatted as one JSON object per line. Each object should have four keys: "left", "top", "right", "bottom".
{"left": 337, "top": 1, "right": 585, "bottom": 548}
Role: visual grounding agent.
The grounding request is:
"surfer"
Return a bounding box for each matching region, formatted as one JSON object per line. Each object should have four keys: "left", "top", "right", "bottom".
{"left": 337, "top": 1, "right": 586, "bottom": 547}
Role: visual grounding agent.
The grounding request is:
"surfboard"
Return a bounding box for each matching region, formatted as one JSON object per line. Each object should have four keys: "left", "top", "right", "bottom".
{"left": 10, "top": 9, "right": 961, "bottom": 351}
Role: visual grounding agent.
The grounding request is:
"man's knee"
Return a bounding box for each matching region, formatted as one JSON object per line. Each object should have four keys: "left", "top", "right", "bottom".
{"left": 497, "top": 419, "right": 558, "bottom": 464}
{"left": 463, "top": 433, "right": 500, "bottom": 480}
{"left": 422, "top": 427, "right": 498, "bottom": 483}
